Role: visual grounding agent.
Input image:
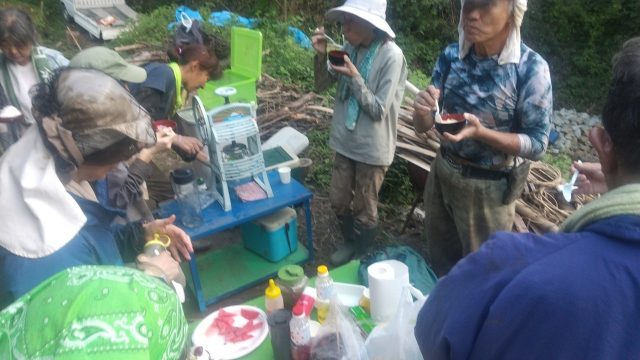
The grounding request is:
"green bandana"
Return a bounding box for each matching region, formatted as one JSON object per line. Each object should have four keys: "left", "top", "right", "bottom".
{"left": 168, "top": 62, "right": 185, "bottom": 113}
{"left": 560, "top": 183, "right": 640, "bottom": 232}
{"left": 0, "top": 266, "right": 187, "bottom": 360}
{"left": 337, "top": 39, "right": 382, "bottom": 131}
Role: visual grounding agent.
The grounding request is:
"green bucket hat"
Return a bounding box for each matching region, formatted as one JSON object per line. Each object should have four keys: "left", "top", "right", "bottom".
{"left": 0, "top": 266, "right": 188, "bottom": 359}
{"left": 69, "top": 46, "right": 147, "bottom": 83}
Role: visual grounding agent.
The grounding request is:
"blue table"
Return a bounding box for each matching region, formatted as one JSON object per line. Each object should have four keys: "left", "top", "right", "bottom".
{"left": 158, "top": 170, "right": 314, "bottom": 312}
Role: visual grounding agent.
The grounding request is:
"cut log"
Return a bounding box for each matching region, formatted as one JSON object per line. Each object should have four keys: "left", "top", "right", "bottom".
{"left": 513, "top": 214, "right": 528, "bottom": 233}
{"left": 257, "top": 92, "right": 316, "bottom": 124}
{"left": 306, "top": 105, "right": 334, "bottom": 114}
{"left": 515, "top": 201, "right": 559, "bottom": 233}
{"left": 114, "top": 44, "right": 145, "bottom": 52}
{"left": 397, "top": 153, "right": 431, "bottom": 172}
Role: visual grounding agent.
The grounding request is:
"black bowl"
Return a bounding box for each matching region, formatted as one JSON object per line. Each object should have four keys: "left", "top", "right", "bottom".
{"left": 435, "top": 113, "right": 466, "bottom": 135}
{"left": 328, "top": 50, "right": 348, "bottom": 66}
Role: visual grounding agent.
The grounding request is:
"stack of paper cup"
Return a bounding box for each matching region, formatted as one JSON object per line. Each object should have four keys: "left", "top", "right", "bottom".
{"left": 367, "top": 260, "right": 410, "bottom": 323}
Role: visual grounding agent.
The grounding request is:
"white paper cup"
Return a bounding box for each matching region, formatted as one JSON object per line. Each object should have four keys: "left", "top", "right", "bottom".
{"left": 278, "top": 166, "right": 291, "bottom": 184}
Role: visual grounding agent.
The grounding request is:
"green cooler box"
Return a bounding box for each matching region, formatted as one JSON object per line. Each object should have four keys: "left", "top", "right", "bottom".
{"left": 241, "top": 207, "right": 298, "bottom": 262}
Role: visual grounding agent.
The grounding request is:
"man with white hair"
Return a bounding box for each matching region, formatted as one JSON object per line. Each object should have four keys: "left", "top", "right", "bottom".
{"left": 413, "top": 0, "right": 552, "bottom": 276}
{"left": 414, "top": 36, "right": 640, "bottom": 359}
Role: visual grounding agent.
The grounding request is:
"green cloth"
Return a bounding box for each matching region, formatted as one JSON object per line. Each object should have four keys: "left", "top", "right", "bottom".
{"left": 0, "top": 46, "right": 55, "bottom": 108}
{"left": 168, "top": 62, "right": 184, "bottom": 113}
{"left": 560, "top": 184, "right": 640, "bottom": 232}
{"left": 337, "top": 39, "right": 382, "bottom": 131}
{"left": 0, "top": 266, "right": 187, "bottom": 360}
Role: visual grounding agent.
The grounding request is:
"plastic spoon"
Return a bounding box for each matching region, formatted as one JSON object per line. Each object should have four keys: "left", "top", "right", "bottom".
{"left": 560, "top": 160, "right": 582, "bottom": 202}
{"left": 434, "top": 98, "right": 443, "bottom": 123}
{"left": 323, "top": 33, "right": 341, "bottom": 48}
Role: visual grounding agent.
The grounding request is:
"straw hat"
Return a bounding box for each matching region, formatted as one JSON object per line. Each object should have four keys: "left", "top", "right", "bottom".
{"left": 326, "top": 0, "right": 396, "bottom": 39}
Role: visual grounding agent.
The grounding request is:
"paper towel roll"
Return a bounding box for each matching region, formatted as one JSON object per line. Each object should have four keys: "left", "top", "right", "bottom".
{"left": 368, "top": 260, "right": 410, "bottom": 324}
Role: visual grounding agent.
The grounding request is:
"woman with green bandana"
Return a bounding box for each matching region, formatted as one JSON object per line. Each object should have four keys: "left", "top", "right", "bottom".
{"left": 0, "top": 265, "right": 188, "bottom": 359}
{"left": 0, "top": 7, "right": 68, "bottom": 152}
{"left": 311, "top": 0, "right": 408, "bottom": 266}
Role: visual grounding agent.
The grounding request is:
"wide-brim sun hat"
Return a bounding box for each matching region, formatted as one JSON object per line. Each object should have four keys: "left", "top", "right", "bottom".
{"left": 326, "top": 0, "right": 396, "bottom": 39}
{"left": 56, "top": 69, "right": 156, "bottom": 156}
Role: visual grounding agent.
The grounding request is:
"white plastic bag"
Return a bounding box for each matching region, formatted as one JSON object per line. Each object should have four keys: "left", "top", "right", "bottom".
{"left": 311, "top": 295, "right": 369, "bottom": 360}
{"left": 364, "top": 285, "right": 426, "bottom": 360}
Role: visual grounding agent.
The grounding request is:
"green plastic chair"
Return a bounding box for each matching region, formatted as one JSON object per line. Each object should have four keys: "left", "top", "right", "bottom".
{"left": 198, "top": 27, "right": 263, "bottom": 109}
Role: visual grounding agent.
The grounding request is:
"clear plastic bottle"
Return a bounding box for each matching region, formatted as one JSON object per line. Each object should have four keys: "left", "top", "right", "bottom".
{"left": 315, "top": 265, "right": 334, "bottom": 324}
{"left": 265, "top": 279, "right": 284, "bottom": 314}
{"left": 196, "top": 177, "right": 215, "bottom": 210}
{"left": 289, "top": 303, "right": 311, "bottom": 360}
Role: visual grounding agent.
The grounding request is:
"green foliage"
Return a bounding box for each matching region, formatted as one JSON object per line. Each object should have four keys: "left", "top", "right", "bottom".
{"left": 388, "top": 0, "right": 458, "bottom": 78}
{"left": 542, "top": 152, "right": 573, "bottom": 181}
{"left": 379, "top": 159, "right": 414, "bottom": 207}
{"left": 407, "top": 68, "right": 430, "bottom": 90}
{"left": 111, "top": 6, "right": 174, "bottom": 48}
{"left": 1, "top": 0, "right": 72, "bottom": 55}
{"left": 523, "top": 0, "right": 640, "bottom": 112}
{"left": 258, "top": 18, "right": 315, "bottom": 90}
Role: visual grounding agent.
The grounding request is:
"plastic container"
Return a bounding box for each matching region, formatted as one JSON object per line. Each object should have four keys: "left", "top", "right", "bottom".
{"left": 152, "top": 119, "right": 177, "bottom": 132}
{"left": 265, "top": 279, "right": 285, "bottom": 314}
{"left": 198, "top": 27, "right": 262, "bottom": 108}
{"left": 170, "top": 168, "right": 203, "bottom": 228}
{"left": 293, "top": 287, "right": 316, "bottom": 317}
{"left": 359, "top": 288, "right": 370, "bottom": 314}
{"left": 315, "top": 265, "right": 334, "bottom": 324}
{"left": 262, "top": 126, "right": 309, "bottom": 155}
{"left": 276, "top": 265, "right": 309, "bottom": 310}
{"left": 267, "top": 309, "right": 293, "bottom": 360}
{"left": 289, "top": 303, "right": 311, "bottom": 360}
{"left": 143, "top": 233, "right": 171, "bottom": 257}
{"left": 278, "top": 166, "right": 291, "bottom": 184}
{"left": 241, "top": 207, "right": 298, "bottom": 262}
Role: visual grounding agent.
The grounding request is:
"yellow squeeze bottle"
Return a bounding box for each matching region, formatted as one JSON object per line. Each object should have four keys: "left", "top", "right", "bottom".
{"left": 265, "top": 279, "right": 284, "bottom": 314}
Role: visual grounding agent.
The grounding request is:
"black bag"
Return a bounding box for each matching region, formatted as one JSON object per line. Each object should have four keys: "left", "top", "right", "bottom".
{"left": 502, "top": 159, "right": 530, "bottom": 204}
{"left": 174, "top": 19, "right": 204, "bottom": 49}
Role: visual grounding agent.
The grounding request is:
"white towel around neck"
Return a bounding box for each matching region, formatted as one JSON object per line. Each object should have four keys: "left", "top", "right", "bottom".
{"left": 0, "top": 126, "right": 86, "bottom": 258}
{"left": 458, "top": 0, "right": 528, "bottom": 65}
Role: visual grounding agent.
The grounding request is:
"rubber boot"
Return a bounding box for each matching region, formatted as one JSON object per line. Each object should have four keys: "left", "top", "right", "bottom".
{"left": 354, "top": 223, "right": 378, "bottom": 258}
{"left": 330, "top": 215, "right": 356, "bottom": 266}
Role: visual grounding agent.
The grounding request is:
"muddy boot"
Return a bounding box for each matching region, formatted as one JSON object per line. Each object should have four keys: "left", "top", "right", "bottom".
{"left": 354, "top": 223, "right": 377, "bottom": 258}
{"left": 330, "top": 215, "right": 356, "bottom": 266}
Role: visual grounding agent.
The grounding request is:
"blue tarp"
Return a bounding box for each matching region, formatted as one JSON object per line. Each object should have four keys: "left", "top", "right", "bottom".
{"left": 208, "top": 11, "right": 258, "bottom": 29}
{"left": 168, "top": 7, "right": 312, "bottom": 49}
{"left": 288, "top": 26, "right": 312, "bottom": 49}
